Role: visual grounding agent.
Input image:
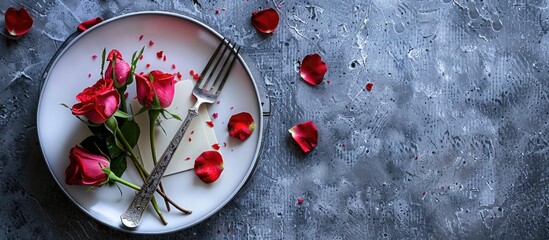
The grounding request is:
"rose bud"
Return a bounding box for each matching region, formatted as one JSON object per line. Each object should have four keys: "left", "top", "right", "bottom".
{"left": 5, "top": 7, "right": 33, "bottom": 37}
{"left": 135, "top": 70, "right": 176, "bottom": 109}
{"left": 71, "top": 78, "right": 120, "bottom": 124}
{"left": 105, "top": 49, "right": 131, "bottom": 87}
{"left": 300, "top": 54, "right": 328, "bottom": 86}
{"left": 194, "top": 151, "right": 224, "bottom": 184}
{"left": 289, "top": 121, "right": 318, "bottom": 153}
{"left": 227, "top": 112, "right": 255, "bottom": 141}
{"left": 65, "top": 145, "right": 110, "bottom": 186}
{"left": 251, "top": 8, "right": 279, "bottom": 34}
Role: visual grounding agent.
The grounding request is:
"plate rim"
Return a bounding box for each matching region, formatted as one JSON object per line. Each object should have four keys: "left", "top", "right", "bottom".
{"left": 36, "top": 10, "right": 264, "bottom": 234}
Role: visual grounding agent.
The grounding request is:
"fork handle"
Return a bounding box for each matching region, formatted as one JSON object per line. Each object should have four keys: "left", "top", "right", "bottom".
{"left": 121, "top": 107, "right": 199, "bottom": 228}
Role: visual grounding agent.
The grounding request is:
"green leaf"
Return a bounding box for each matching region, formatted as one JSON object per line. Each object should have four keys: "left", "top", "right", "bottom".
{"left": 120, "top": 119, "right": 140, "bottom": 148}
{"left": 163, "top": 109, "right": 182, "bottom": 121}
{"left": 133, "top": 106, "right": 148, "bottom": 116}
{"left": 60, "top": 103, "right": 71, "bottom": 109}
{"left": 88, "top": 125, "right": 109, "bottom": 137}
{"left": 75, "top": 116, "right": 101, "bottom": 127}
{"left": 110, "top": 154, "right": 127, "bottom": 178}
{"left": 80, "top": 135, "right": 107, "bottom": 155}
{"left": 113, "top": 110, "right": 131, "bottom": 119}
{"left": 106, "top": 135, "right": 124, "bottom": 158}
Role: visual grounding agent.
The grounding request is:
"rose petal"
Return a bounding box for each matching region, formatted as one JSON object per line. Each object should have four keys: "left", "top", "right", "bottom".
{"left": 251, "top": 8, "right": 279, "bottom": 34}
{"left": 194, "top": 151, "right": 224, "bottom": 183}
{"left": 289, "top": 121, "right": 318, "bottom": 153}
{"left": 5, "top": 7, "right": 33, "bottom": 37}
{"left": 228, "top": 112, "right": 255, "bottom": 141}
{"left": 77, "top": 17, "right": 102, "bottom": 32}
{"left": 366, "top": 82, "right": 374, "bottom": 92}
{"left": 300, "top": 54, "right": 328, "bottom": 86}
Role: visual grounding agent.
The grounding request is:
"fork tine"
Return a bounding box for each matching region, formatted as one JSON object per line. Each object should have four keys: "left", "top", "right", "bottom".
{"left": 197, "top": 38, "right": 226, "bottom": 87}
{"left": 200, "top": 39, "right": 232, "bottom": 89}
{"left": 212, "top": 44, "right": 240, "bottom": 95}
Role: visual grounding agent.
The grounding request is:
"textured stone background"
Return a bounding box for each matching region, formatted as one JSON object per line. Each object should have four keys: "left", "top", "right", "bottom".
{"left": 0, "top": 0, "right": 548, "bottom": 239}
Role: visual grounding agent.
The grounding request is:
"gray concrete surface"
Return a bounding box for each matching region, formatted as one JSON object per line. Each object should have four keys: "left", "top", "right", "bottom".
{"left": 0, "top": 0, "right": 547, "bottom": 239}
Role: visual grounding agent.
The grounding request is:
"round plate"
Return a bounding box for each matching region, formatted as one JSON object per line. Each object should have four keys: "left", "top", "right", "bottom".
{"left": 37, "top": 12, "right": 263, "bottom": 234}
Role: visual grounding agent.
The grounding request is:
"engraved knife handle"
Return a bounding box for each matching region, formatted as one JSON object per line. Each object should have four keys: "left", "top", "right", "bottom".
{"left": 121, "top": 107, "right": 198, "bottom": 228}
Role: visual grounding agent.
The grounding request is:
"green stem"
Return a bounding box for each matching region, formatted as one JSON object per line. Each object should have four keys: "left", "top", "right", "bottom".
{"left": 115, "top": 129, "right": 166, "bottom": 224}
{"left": 107, "top": 171, "right": 192, "bottom": 215}
{"left": 148, "top": 110, "right": 160, "bottom": 165}
{"left": 115, "top": 130, "right": 147, "bottom": 178}
{"left": 119, "top": 89, "right": 127, "bottom": 114}
{"left": 108, "top": 171, "right": 140, "bottom": 190}
{"left": 148, "top": 110, "right": 171, "bottom": 211}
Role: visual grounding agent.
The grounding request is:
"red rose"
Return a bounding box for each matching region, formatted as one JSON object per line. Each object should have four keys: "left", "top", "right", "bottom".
{"left": 71, "top": 78, "right": 120, "bottom": 124}
{"left": 65, "top": 145, "right": 110, "bottom": 186}
{"left": 105, "top": 49, "right": 131, "bottom": 87}
{"left": 135, "top": 70, "right": 176, "bottom": 109}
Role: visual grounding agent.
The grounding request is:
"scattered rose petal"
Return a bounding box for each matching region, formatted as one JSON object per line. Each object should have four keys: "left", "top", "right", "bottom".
{"left": 194, "top": 151, "right": 224, "bottom": 183}
{"left": 172, "top": 64, "right": 176, "bottom": 69}
{"left": 139, "top": 35, "right": 144, "bottom": 41}
{"left": 289, "top": 121, "right": 318, "bottom": 153}
{"left": 190, "top": 69, "right": 195, "bottom": 75}
{"left": 5, "top": 7, "right": 33, "bottom": 36}
{"left": 185, "top": 157, "right": 191, "bottom": 161}
{"left": 87, "top": 73, "right": 91, "bottom": 78}
{"left": 206, "top": 121, "right": 214, "bottom": 127}
{"left": 188, "top": 137, "right": 192, "bottom": 142}
{"left": 191, "top": 130, "right": 195, "bottom": 135}
{"left": 77, "top": 17, "right": 102, "bottom": 32}
{"left": 193, "top": 73, "right": 199, "bottom": 80}
{"left": 300, "top": 54, "right": 328, "bottom": 86}
{"left": 156, "top": 51, "right": 164, "bottom": 59}
{"left": 297, "top": 198, "right": 304, "bottom": 204}
{"left": 215, "top": 10, "right": 220, "bottom": 14}
{"left": 223, "top": 142, "right": 227, "bottom": 147}
{"left": 222, "top": 8, "right": 226, "bottom": 11}
{"left": 251, "top": 8, "right": 279, "bottom": 34}
{"left": 149, "top": 40, "right": 154, "bottom": 47}
{"left": 228, "top": 112, "right": 255, "bottom": 141}
{"left": 216, "top": 100, "right": 221, "bottom": 104}
{"left": 366, "top": 82, "right": 374, "bottom": 91}
{"left": 139, "top": 55, "right": 144, "bottom": 60}
{"left": 212, "top": 113, "right": 219, "bottom": 119}
{"left": 177, "top": 72, "right": 182, "bottom": 80}
{"left": 146, "top": 63, "right": 151, "bottom": 68}
{"left": 327, "top": 80, "right": 331, "bottom": 84}
{"left": 212, "top": 143, "right": 220, "bottom": 150}
{"left": 92, "top": 54, "right": 97, "bottom": 60}
{"left": 163, "top": 55, "right": 167, "bottom": 61}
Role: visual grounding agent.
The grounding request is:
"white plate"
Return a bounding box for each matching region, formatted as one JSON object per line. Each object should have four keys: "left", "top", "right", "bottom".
{"left": 37, "top": 12, "right": 263, "bottom": 234}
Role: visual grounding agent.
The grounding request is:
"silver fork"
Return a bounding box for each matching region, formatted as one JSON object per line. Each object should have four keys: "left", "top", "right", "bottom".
{"left": 120, "top": 38, "right": 240, "bottom": 228}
